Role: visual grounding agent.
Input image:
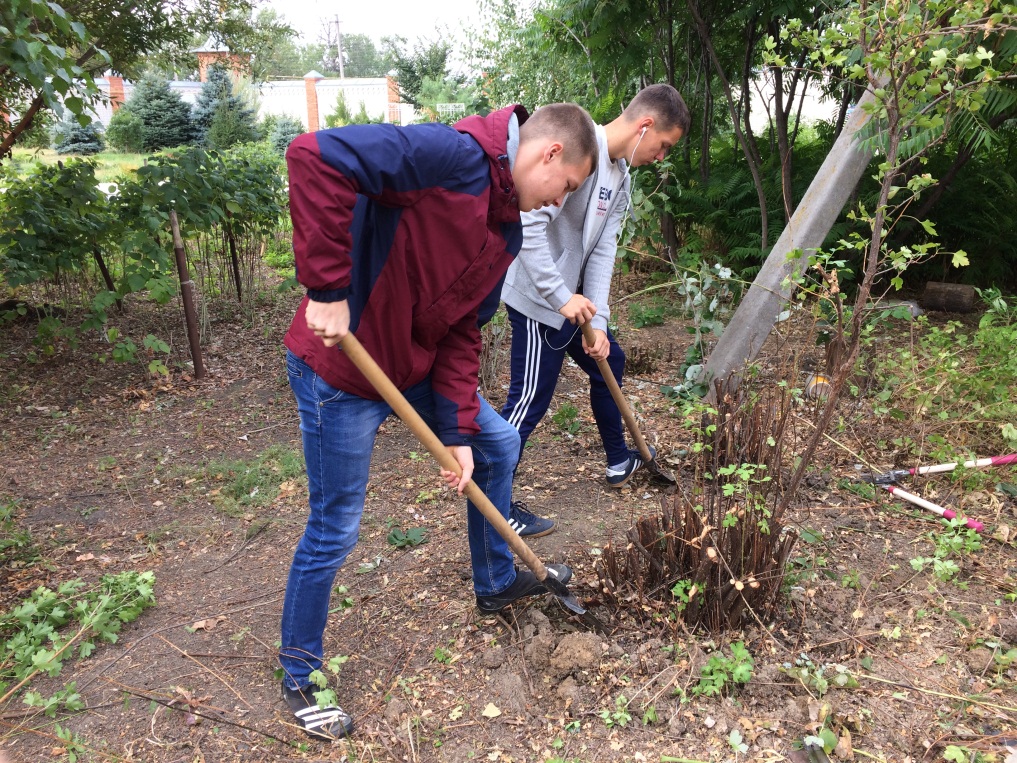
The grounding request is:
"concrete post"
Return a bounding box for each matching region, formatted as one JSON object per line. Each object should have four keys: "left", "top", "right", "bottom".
{"left": 700, "top": 86, "right": 883, "bottom": 400}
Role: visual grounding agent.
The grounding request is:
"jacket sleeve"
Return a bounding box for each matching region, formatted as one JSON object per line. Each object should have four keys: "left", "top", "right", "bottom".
{"left": 431, "top": 311, "right": 484, "bottom": 445}
{"left": 581, "top": 174, "right": 630, "bottom": 332}
{"left": 515, "top": 202, "right": 573, "bottom": 312}
{"left": 286, "top": 124, "right": 462, "bottom": 302}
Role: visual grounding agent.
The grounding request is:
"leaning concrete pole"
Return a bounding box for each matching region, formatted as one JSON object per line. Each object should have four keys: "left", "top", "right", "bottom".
{"left": 701, "top": 87, "right": 883, "bottom": 401}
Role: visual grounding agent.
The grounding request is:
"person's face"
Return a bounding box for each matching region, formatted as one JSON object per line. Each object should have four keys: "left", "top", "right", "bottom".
{"left": 630, "top": 121, "right": 685, "bottom": 168}
{"left": 515, "top": 143, "right": 591, "bottom": 212}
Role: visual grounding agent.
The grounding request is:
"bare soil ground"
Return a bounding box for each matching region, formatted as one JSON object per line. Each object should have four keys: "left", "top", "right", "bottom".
{"left": 1, "top": 273, "right": 1015, "bottom": 763}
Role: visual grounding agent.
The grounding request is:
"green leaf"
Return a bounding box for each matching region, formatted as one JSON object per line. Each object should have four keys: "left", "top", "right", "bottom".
{"left": 951, "top": 250, "right": 969, "bottom": 268}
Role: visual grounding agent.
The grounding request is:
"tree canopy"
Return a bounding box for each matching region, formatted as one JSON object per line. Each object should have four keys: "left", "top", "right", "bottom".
{"left": 0, "top": 0, "right": 284, "bottom": 155}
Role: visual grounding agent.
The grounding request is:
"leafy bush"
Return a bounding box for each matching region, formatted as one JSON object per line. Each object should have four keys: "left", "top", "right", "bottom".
{"left": 0, "top": 142, "right": 287, "bottom": 354}
{"left": 691, "top": 641, "right": 754, "bottom": 697}
{"left": 0, "top": 159, "right": 109, "bottom": 287}
{"left": 269, "top": 115, "right": 305, "bottom": 156}
{"left": 125, "top": 74, "right": 195, "bottom": 151}
{"left": 0, "top": 570, "right": 156, "bottom": 716}
{"left": 104, "top": 107, "right": 145, "bottom": 153}
{"left": 53, "top": 120, "right": 104, "bottom": 155}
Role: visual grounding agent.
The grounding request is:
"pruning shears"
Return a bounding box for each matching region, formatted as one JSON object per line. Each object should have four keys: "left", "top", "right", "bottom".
{"left": 857, "top": 454, "right": 1017, "bottom": 534}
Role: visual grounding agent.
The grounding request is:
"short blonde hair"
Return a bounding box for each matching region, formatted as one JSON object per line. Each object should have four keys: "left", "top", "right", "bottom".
{"left": 519, "top": 103, "right": 597, "bottom": 168}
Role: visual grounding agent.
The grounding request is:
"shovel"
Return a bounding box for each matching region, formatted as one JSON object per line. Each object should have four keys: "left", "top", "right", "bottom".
{"left": 579, "top": 322, "right": 676, "bottom": 484}
{"left": 339, "top": 332, "right": 586, "bottom": 615}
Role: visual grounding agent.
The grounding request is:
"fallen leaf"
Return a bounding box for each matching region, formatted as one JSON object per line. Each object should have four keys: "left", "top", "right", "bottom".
{"left": 481, "top": 703, "right": 502, "bottom": 718}
{"left": 76, "top": 553, "right": 95, "bottom": 562}
{"left": 449, "top": 705, "right": 464, "bottom": 720}
{"left": 852, "top": 608, "right": 864, "bottom": 619}
{"left": 835, "top": 727, "right": 853, "bottom": 759}
{"left": 191, "top": 616, "right": 226, "bottom": 631}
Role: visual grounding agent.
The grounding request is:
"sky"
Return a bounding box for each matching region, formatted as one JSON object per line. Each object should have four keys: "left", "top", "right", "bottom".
{"left": 262, "top": 0, "right": 485, "bottom": 45}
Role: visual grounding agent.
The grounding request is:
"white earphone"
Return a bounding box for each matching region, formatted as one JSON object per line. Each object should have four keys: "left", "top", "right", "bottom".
{"left": 640, "top": 126, "right": 648, "bottom": 136}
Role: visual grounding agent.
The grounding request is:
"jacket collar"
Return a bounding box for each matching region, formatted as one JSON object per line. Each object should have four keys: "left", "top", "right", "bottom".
{"left": 455, "top": 105, "right": 529, "bottom": 225}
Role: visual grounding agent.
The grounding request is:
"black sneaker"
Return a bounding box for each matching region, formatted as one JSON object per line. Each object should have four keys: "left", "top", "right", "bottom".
{"left": 507, "top": 501, "right": 556, "bottom": 538}
{"left": 476, "top": 564, "right": 573, "bottom": 613}
{"left": 605, "top": 446, "right": 657, "bottom": 488}
{"left": 283, "top": 682, "right": 354, "bottom": 740}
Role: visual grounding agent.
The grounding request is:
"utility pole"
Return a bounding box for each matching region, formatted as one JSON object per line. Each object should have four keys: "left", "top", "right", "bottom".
{"left": 335, "top": 15, "right": 345, "bottom": 79}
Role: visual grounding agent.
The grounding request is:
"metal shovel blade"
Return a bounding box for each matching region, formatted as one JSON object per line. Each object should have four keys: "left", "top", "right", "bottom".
{"left": 544, "top": 574, "right": 586, "bottom": 614}
{"left": 646, "top": 457, "right": 677, "bottom": 484}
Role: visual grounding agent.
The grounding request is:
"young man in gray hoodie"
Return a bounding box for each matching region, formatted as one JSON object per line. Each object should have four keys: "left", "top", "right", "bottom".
{"left": 499, "top": 84, "right": 690, "bottom": 537}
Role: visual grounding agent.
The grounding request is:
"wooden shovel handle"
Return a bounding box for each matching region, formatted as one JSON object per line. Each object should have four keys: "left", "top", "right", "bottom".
{"left": 579, "top": 322, "right": 654, "bottom": 463}
{"left": 338, "top": 333, "right": 549, "bottom": 581}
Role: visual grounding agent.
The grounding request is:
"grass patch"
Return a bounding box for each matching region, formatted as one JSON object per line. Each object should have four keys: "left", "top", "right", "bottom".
{"left": 192, "top": 445, "right": 305, "bottom": 517}
{"left": 0, "top": 501, "right": 37, "bottom": 567}
{"left": 8, "top": 147, "right": 149, "bottom": 182}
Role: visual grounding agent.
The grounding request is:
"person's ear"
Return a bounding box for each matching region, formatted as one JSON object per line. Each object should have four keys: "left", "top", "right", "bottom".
{"left": 544, "top": 142, "right": 563, "bottom": 163}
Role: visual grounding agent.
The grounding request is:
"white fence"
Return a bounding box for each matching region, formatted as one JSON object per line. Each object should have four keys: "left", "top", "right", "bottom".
{"left": 91, "top": 75, "right": 415, "bottom": 129}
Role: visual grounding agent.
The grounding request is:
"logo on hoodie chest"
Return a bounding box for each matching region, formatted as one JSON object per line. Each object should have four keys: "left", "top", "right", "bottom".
{"left": 597, "top": 186, "right": 612, "bottom": 216}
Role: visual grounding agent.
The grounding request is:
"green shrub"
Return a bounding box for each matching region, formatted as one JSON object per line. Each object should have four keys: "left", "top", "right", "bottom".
{"left": 206, "top": 102, "right": 259, "bottom": 149}
{"left": 105, "top": 107, "right": 145, "bottom": 153}
{"left": 1, "top": 570, "right": 156, "bottom": 716}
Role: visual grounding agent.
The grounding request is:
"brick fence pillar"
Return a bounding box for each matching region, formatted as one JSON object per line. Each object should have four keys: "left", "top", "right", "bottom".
{"left": 108, "top": 76, "right": 126, "bottom": 112}
{"left": 386, "top": 75, "right": 401, "bottom": 124}
{"left": 304, "top": 71, "right": 324, "bottom": 132}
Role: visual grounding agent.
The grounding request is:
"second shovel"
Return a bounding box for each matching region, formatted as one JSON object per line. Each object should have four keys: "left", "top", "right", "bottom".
{"left": 580, "top": 322, "right": 676, "bottom": 484}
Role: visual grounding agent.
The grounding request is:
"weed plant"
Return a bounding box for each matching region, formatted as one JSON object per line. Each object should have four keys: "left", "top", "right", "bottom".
{"left": 0, "top": 571, "right": 156, "bottom": 716}
{"left": 865, "top": 289, "right": 1017, "bottom": 456}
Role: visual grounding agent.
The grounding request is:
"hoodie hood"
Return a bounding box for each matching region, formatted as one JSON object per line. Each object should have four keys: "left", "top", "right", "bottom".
{"left": 455, "top": 104, "right": 530, "bottom": 225}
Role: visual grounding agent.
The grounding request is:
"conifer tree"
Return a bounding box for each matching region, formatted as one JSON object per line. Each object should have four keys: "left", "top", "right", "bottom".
{"left": 192, "top": 64, "right": 256, "bottom": 147}
{"left": 125, "top": 75, "right": 196, "bottom": 151}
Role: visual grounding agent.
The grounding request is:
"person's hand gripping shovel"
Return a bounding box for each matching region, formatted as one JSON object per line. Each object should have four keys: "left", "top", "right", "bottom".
{"left": 338, "top": 333, "right": 586, "bottom": 615}
{"left": 579, "top": 322, "right": 676, "bottom": 485}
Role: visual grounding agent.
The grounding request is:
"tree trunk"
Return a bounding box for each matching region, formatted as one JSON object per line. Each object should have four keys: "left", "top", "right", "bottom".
{"left": 700, "top": 85, "right": 885, "bottom": 400}
{"left": 685, "top": 0, "right": 769, "bottom": 249}
{"left": 92, "top": 248, "right": 123, "bottom": 312}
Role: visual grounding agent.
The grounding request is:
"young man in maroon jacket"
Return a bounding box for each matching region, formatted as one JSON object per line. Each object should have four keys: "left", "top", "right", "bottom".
{"left": 279, "top": 103, "right": 596, "bottom": 740}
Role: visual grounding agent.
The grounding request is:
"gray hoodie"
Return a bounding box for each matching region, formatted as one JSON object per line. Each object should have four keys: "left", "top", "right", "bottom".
{"left": 501, "top": 124, "right": 630, "bottom": 333}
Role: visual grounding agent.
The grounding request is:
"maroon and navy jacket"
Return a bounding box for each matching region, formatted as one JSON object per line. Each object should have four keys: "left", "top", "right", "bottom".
{"left": 283, "top": 105, "right": 528, "bottom": 445}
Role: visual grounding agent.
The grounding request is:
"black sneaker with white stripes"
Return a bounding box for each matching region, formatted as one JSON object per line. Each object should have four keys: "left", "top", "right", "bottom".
{"left": 507, "top": 501, "right": 556, "bottom": 538}
{"left": 605, "top": 446, "right": 657, "bottom": 488}
{"left": 283, "top": 683, "right": 354, "bottom": 740}
{"left": 476, "top": 564, "right": 573, "bottom": 613}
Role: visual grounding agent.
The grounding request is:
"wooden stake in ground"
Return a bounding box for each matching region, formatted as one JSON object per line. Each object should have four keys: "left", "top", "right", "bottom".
{"left": 169, "top": 210, "right": 206, "bottom": 379}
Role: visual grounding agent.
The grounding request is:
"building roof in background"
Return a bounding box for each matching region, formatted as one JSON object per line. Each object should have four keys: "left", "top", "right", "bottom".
{"left": 192, "top": 36, "right": 230, "bottom": 54}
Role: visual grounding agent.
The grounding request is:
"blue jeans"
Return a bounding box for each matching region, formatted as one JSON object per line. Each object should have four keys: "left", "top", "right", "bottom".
{"left": 280, "top": 351, "right": 519, "bottom": 689}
